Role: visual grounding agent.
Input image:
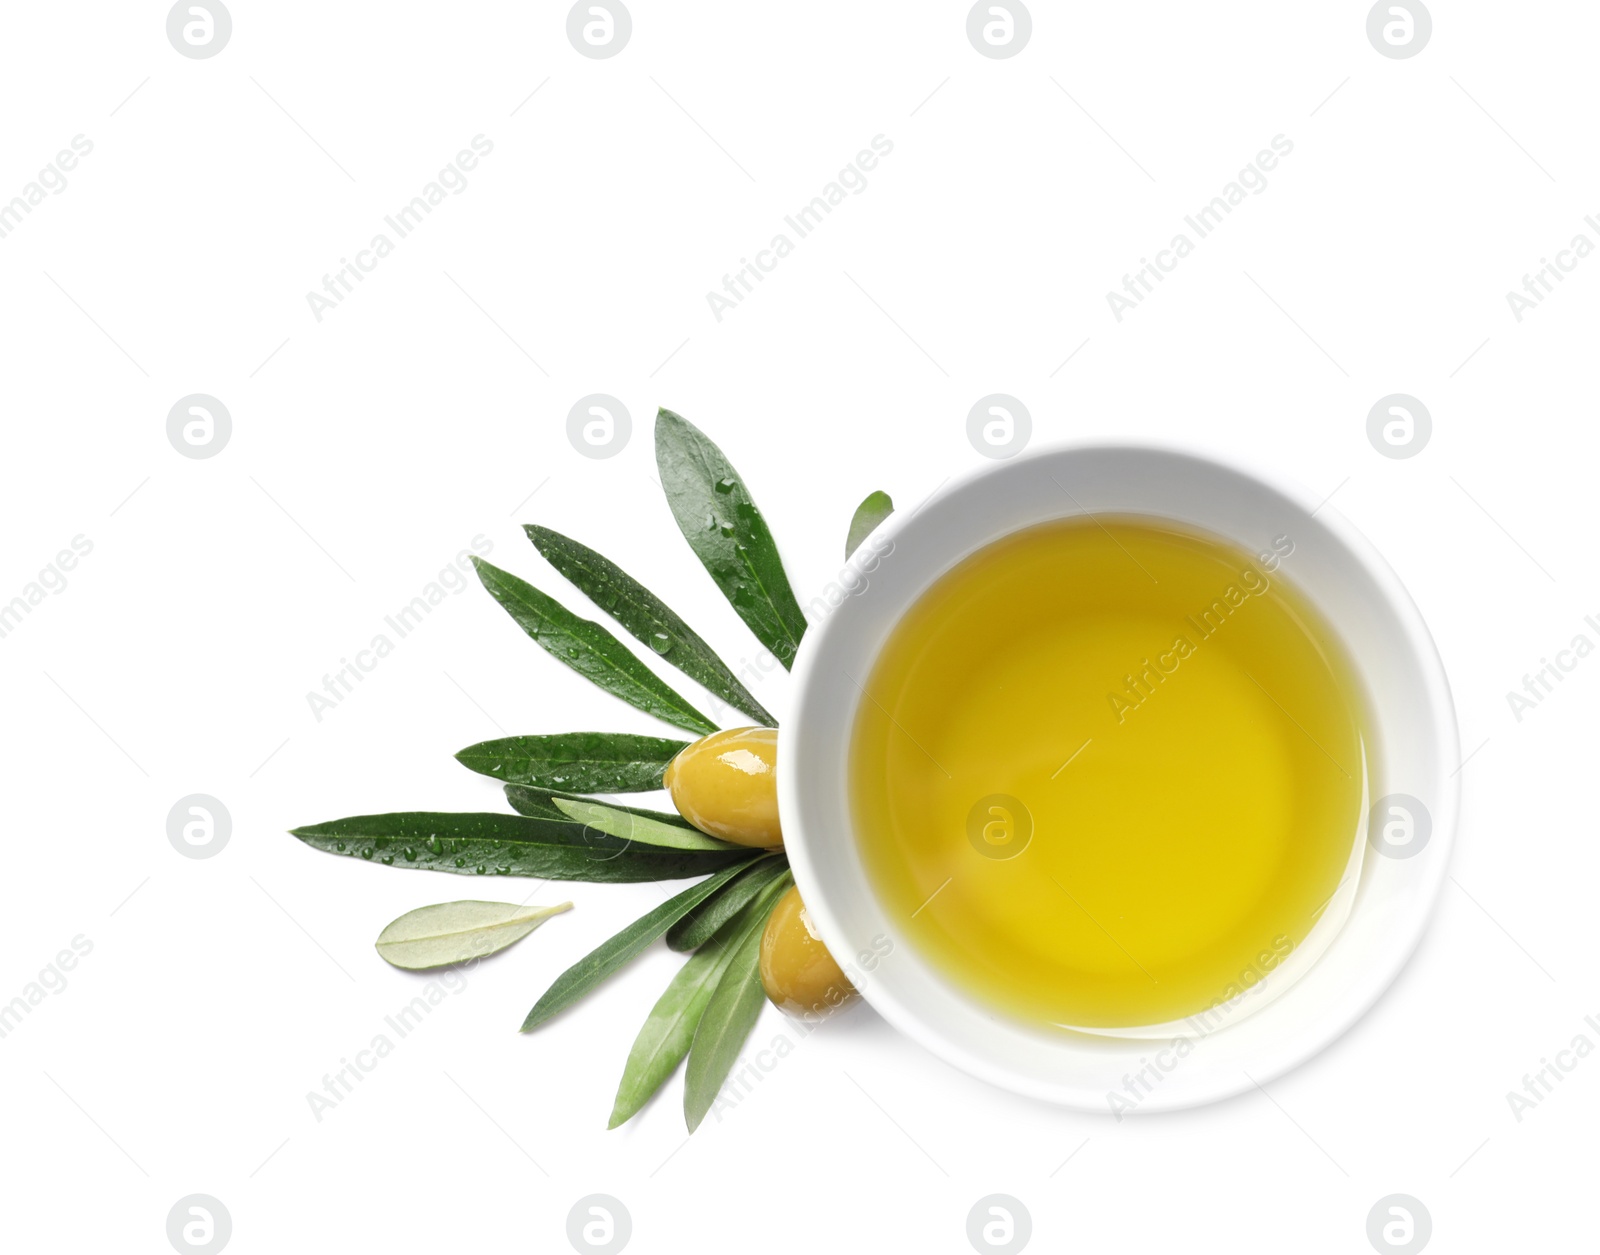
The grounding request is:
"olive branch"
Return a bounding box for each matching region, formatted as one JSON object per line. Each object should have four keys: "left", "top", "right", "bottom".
{"left": 291, "top": 408, "right": 891, "bottom": 1131}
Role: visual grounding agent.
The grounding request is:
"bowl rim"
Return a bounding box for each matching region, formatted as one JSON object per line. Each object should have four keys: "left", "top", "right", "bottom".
{"left": 779, "top": 437, "right": 1460, "bottom": 1111}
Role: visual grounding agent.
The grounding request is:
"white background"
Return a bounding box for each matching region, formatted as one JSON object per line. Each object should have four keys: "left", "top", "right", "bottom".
{"left": 1, "top": 2, "right": 1595, "bottom": 1252}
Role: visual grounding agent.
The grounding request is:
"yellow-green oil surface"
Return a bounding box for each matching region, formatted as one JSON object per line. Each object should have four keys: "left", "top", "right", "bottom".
{"left": 850, "top": 517, "right": 1368, "bottom": 1029}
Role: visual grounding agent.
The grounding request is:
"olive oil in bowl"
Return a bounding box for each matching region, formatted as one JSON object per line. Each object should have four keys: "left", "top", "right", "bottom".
{"left": 849, "top": 516, "right": 1370, "bottom": 1031}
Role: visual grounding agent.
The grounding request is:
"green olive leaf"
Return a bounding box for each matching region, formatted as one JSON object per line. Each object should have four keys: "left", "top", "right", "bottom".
{"left": 551, "top": 797, "right": 743, "bottom": 852}
{"left": 655, "top": 408, "right": 807, "bottom": 670}
{"left": 471, "top": 557, "right": 717, "bottom": 736}
{"left": 499, "top": 785, "right": 565, "bottom": 819}
{"left": 525, "top": 525, "right": 778, "bottom": 726}
{"left": 521, "top": 861, "right": 755, "bottom": 1030}
{"left": 607, "top": 935, "right": 739, "bottom": 1130}
{"left": 375, "top": 900, "right": 572, "bottom": 970}
{"left": 845, "top": 490, "right": 893, "bottom": 560}
{"left": 665, "top": 855, "right": 790, "bottom": 951}
{"left": 289, "top": 811, "right": 750, "bottom": 883}
{"left": 456, "top": 731, "right": 688, "bottom": 792}
{"left": 609, "top": 873, "right": 791, "bottom": 1130}
{"left": 683, "top": 907, "right": 771, "bottom": 1132}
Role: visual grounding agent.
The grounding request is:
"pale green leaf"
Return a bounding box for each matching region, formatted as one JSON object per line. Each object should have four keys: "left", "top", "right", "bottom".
{"left": 845, "top": 490, "right": 893, "bottom": 560}
{"left": 683, "top": 911, "right": 769, "bottom": 1131}
{"left": 610, "top": 873, "right": 791, "bottom": 1129}
{"left": 375, "top": 899, "right": 572, "bottom": 970}
{"left": 552, "top": 797, "right": 742, "bottom": 852}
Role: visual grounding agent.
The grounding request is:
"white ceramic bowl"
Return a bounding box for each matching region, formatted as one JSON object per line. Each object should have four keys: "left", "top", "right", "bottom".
{"left": 780, "top": 443, "right": 1458, "bottom": 1113}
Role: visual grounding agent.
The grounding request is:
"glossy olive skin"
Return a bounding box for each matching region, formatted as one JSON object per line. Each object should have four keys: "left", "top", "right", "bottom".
{"left": 759, "top": 885, "right": 858, "bottom": 1018}
{"left": 664, "top": 727, "right": 782, "bottom": 849}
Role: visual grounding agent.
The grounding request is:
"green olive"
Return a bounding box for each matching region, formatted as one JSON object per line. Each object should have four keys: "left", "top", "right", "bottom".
{"left": 759, "top": 885, "right": 858, "bottom": 1018}
{"left": 663, "top": 726, "right": 782, "bottom": 849}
